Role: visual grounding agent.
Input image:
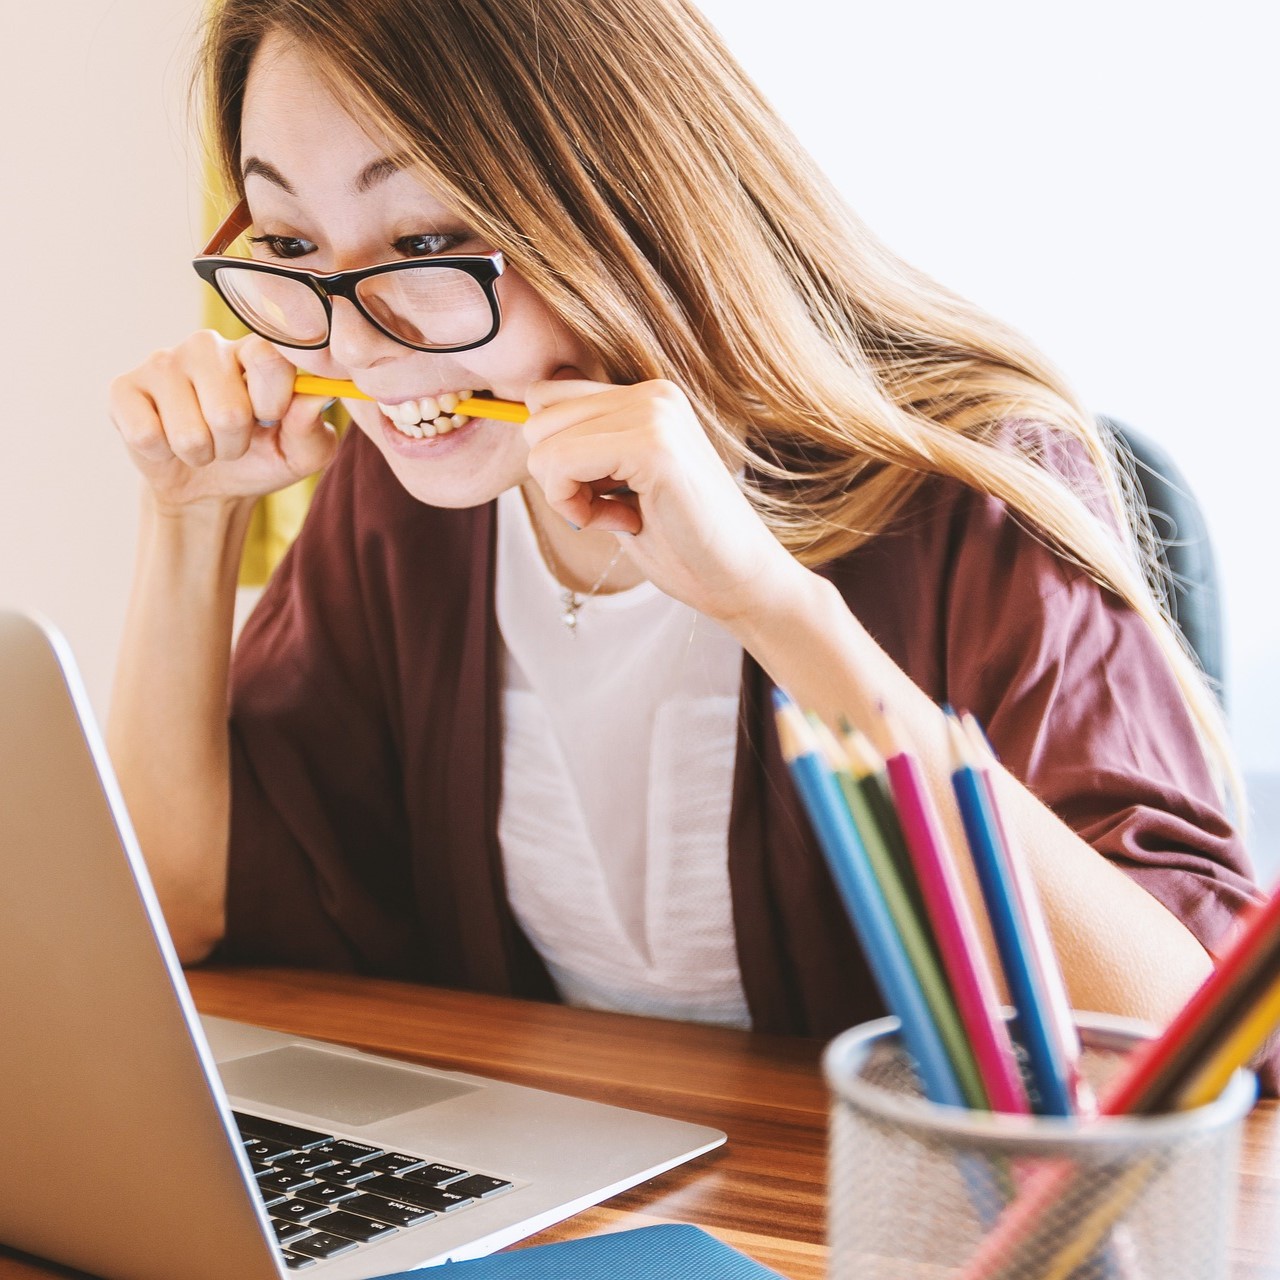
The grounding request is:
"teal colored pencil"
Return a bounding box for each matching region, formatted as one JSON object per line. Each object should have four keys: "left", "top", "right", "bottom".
{"left": 809, "top": 716, "right": 990, "bottom": 1111}
{"left": 773, "top": 695, "right": 965, "bottom": 1108}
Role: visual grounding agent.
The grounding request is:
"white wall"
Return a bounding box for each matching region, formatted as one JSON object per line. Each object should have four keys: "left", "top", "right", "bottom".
{"left": 697, "top": 0, "right": 1279, "bottom": 867}
{"left": 2, "top": 2, "right": 1276, "bottom": 859}
{"left": 1, "top": 0, "right": 205, "bottom": 712}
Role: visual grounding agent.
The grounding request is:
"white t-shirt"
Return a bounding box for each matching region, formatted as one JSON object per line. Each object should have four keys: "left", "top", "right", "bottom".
{"left": 494, "top": 487, "right": 750, "bottom": 1027}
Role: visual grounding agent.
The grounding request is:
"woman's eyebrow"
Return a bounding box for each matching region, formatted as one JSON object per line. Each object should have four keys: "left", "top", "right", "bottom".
{"left": 353, "top": 154, "right": 411, "bottom": 193}
{"left": 241, "top": 156, "right": 295, "bottom": 193}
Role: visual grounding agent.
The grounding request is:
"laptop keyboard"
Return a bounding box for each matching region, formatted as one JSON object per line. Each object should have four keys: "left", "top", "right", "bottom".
{"left": 233, "top": 1111, "right": 515, "bottom": 1270}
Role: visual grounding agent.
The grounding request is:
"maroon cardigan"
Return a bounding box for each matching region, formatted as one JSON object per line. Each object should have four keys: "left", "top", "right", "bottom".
{"left": 218, "top": 428, "right": 1273, "bottom": 1087}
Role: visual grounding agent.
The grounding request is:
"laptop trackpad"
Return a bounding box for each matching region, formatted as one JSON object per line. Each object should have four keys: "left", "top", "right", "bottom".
{"left": 220, "top": 1045, "right": 479, "bottom": 1127}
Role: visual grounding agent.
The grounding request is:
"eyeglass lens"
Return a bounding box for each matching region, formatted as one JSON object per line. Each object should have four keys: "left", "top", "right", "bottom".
{"left": 211, "top": 264, "right": 494, "bottom": 350}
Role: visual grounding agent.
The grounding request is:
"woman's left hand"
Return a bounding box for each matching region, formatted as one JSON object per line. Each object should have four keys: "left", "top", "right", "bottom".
{"left": 523, "top": 371, "right": 808, "bottom": 626}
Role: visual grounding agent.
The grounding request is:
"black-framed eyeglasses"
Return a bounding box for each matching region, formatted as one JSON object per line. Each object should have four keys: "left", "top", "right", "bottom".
{"left": 192, "top": 199, "right": 505, "bottom": 353}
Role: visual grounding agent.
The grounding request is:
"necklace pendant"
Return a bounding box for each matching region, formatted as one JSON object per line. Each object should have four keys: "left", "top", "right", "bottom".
{"left": 559, "top": 591, "right": 581, "bottom": 634}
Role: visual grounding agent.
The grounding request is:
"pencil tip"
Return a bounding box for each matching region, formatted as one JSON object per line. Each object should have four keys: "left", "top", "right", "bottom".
{"left": 838, "top": 721, "right": 883, "bottom": 777}
{"left": 944, "top": 709, "right": 970, "bottom": 765}
{"left": 960, "top": 711, "right": 998, "bottom": 765}
{"left": 873, "top": 702, "right": 906, "bottom": 757}
{"left": 805, "top": 714, "right": 848, "bottom": 770}
{"left": 772, "top": 697, "right": 815, "bottom": 763}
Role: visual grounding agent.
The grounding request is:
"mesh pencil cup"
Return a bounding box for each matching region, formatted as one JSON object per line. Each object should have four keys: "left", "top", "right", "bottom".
{"left": 824, "top": 1013, "right": 1256, "bottom": 1280}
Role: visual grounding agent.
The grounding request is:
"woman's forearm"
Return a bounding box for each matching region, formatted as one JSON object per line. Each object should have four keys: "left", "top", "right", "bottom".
{"left": 107, "top": 491, "right": 256, "bottom": 963}
{"left": 730, "top": 565, "right": 1214, "bottom": 1028}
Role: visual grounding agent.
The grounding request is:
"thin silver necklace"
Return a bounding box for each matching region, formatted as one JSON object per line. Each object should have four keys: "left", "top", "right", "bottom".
{"left": 522, "top": 491, "right": 624, "bottom": 635}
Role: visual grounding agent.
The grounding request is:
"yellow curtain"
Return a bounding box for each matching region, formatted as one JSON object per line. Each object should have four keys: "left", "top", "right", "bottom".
{"left": 202, "top": 183, "right": 341, "bottom": 588}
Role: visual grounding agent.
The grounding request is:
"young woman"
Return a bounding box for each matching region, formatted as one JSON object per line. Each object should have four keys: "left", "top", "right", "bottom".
{"left": 108, "top": 0, "right": 1268, "bottom": 1080}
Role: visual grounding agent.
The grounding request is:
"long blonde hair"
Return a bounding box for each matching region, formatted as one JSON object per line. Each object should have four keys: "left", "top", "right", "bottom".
{"left": 199, "top": 0, "right": 1238, "bottom": 802}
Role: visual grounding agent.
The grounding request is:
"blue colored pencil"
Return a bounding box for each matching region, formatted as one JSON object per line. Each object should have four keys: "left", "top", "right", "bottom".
{"left": 961, "top": 712, "right": 1092, "bottom": 1114}
{"left": 946, "top": 713, "right": 1074, "bottom": 1116}
{"left": 772, "top": 691, "right": 965, "bottom": 1108}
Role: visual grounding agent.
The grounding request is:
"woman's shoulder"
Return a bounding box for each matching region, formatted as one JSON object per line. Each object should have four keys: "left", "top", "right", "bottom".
{"left": 817, "top": 421, "right": 1128, "bottom": 668}
{"left": 846, "top": 417, "right": 1122, "bottom": 571}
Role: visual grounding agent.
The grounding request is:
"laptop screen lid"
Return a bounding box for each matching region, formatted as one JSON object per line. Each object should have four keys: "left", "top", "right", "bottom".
{"left": 0, "top": 610, "right": 283, "bottom": 1280}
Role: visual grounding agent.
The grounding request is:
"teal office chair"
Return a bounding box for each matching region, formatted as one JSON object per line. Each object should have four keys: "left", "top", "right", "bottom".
{"left": 1101, "top": 418, "right": 1225, "bottom": 704}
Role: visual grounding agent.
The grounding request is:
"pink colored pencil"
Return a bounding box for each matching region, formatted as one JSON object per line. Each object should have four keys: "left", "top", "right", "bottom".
{"left": 881, "top": 713, "right": 1028, "bottom": 1115}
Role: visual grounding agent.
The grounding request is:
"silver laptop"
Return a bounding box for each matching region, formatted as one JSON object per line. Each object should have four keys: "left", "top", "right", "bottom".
{"left": 0, "top": 610, "right": 724, "bottom": 1280}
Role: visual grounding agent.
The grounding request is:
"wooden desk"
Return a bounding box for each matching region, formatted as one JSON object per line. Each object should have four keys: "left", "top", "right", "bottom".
{"left": 4, "top": 967, "right": 1279, "bottom": 1279}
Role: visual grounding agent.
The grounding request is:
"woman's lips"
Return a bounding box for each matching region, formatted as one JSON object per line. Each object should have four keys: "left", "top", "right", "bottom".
{"left": 375, "top": 406, "right": 491, "bottom": 458}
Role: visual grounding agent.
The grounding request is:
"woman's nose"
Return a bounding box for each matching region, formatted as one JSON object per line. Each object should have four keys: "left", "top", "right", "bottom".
{"left": 324, "top": 295, "right": 403, "bottom": 370}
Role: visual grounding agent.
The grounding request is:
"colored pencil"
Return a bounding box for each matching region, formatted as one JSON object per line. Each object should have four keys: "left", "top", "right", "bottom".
{"left": 1099, "top": 883, "right": 1280, "bottom": 1115}
{"left": 1175, "top": 968, "right": 1280, "bottom": 1108}
{"left": 947, "top": 713, "right": 1073, "bottom": 1117}
{"left": 954, "top": 715, "right": 1134, "bottom": 1277}
{"left": 958, "top": 882, "right": 1280, "bottom": 1280}
{"left": 1006, "top": 1159, "right": 1153, "bottom": 1280}
{"left": 293, "top": 374, "right": 530, "bottom": 423}
{"left": 961, "top": 712, "right": 1093, "bottom": 1115}
{"left": 838, "top": 722, "right": 929, "bottom": 923}
{"left": 879, "top": 711, "right": 1028, "bottom": 1118}
{"left": 772, "top": 693, "right": 965, "bottom": 1107}
{"left": 806, "top": 715, "right": 991, "bottom": 1111}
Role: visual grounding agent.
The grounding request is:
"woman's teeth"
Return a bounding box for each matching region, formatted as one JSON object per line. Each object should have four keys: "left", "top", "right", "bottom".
{"left": 376, "top": 390, "right": 475, "bottom": 439}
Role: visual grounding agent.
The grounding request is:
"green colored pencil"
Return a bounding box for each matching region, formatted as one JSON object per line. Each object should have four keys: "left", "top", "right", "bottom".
{"left": 808, "top": 715, "right": 990, "bottom": 1110}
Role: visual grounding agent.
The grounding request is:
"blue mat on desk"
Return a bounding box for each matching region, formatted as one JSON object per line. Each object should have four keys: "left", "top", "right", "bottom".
{"left": 380, "top": 1224, "right": 785, "bottom": 1278}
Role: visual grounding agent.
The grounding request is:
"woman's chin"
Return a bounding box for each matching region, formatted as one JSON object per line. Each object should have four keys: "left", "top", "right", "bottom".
{"left": 361, "top": 413, "right": 523, "bottom": 509}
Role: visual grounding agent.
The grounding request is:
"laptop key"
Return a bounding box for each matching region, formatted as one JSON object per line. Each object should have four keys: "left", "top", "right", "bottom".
{"left": 359, "top": 1151, "right": 426, "bottom": 1175}
{"left": 258, "top": 1170, "right": 319, "bottom": 1195}
{"left": 274, "top": 1200, "right": 331, "bottom": 1224}
{"left": 282, "top": 1254, "right": 318, "bottom": 1270}
{"left": 273, "top": 1152, "right": 340, "bottom": 1176}
{"left": 450, "top": 1174, "right": 514, "bottom": 1198}
{"left": 342, "top": 1193, "right": 436, "bottom": 1228}
{"left": 233, "top": 1112, "right": 333, "bottom": 1150}
{"left": 310, "top": 1139, "right": 384, "bottom": 1164}
{"left": 294, "top": 1182, "right": 358, "bottom": 1208}
{"left": 256, "top": 1187, "right": 288, "bottom": 1208}
{"left": 400, "top": 1162, "right": 468, "bottom": 1187}
{"left": 315, "top": 1162, "right": 378, "bottom": 1186}
{"left": 307, "top": 1210, "right": 398, "bottom": 1243}
{"left": 270, "top": 1219, "right": 313, "bottom": 1244}
{"left": 285, "top": 1232, "right": 360, "bottom": 1260}
{"left": 245, "top": 1138, "right": 296, "bottom": 1161}
{"left": 360, "top": 1176, "right": 473, "bottom": 1212}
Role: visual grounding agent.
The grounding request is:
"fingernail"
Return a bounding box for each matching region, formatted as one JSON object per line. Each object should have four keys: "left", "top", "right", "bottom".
{"left": 255, "top": 418, "right": 281, "bottom": 428}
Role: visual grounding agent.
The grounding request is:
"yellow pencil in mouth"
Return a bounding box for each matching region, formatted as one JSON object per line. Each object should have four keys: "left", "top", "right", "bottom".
{"left": 293, "top": 374, "right": 530, "bottom": 424}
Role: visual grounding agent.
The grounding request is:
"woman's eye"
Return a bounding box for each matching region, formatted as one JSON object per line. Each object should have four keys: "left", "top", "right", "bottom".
{"left": 394, "top": 233, "right": 463, "bottom": 257}
{"left": 247, "top": 234, "right": 316, "bottom": 260}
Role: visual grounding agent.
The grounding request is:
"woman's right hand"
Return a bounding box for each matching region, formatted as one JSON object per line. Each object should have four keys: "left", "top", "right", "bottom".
{"left": 108, "top": 329, "right": 339, "bottom": 512}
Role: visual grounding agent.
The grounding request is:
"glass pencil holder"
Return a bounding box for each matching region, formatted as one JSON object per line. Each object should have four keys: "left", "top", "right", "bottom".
{"left": 824, "top": 1013, "right": 1256, "bottom": 1280}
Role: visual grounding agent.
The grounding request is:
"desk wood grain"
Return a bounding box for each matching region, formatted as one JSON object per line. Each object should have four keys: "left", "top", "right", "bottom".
{"left": 3, "top": 967, "right": 1277, "bottom": 1279}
